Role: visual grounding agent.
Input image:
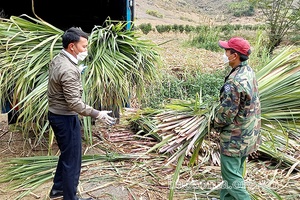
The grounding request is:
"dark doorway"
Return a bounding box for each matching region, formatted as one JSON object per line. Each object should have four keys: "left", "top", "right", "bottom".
{"left": 0, "top": 0, "right": 133, "bottom": 33}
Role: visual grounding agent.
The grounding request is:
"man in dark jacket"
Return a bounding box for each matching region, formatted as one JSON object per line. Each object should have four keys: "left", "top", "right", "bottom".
{"left": 214, "top": 37, "right": 261, "bottom": 200}
{"left": 47, "top": 27, "right": 115, "bottom": 200}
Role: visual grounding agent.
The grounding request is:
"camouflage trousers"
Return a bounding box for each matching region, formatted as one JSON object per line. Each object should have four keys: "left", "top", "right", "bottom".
{"left": 220, "top": 154, "right": 251, "bottom": 200}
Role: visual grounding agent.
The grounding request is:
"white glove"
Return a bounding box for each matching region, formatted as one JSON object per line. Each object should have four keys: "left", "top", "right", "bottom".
{"left": 79, "top": 64, "right": 88, "bottom": 74}
{"left": 96, "top": 110, "right": 116, "bottom": 125}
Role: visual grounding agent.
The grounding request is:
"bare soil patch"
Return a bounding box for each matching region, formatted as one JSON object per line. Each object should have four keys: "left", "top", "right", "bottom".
{"left": 0, "top": 112, "right": 168, "bottom": 200}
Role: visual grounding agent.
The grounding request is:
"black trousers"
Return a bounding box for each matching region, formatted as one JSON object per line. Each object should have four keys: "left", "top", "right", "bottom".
{"left": 48, "top": 112, "right": 82, "bottom": 200}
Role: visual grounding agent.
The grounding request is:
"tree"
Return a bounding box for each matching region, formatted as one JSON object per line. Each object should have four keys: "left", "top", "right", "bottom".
{"left": 250, "top": 0, "right": 300, "bottom": 53}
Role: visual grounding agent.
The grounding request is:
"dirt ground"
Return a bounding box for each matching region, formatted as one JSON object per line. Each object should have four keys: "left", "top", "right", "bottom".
{"left": 0, "top": 111, "right": 169, "bottom": 200}
{"left": 2, "top": 108, "right": 300, "bottom": 200}
{"left": 1, "top": 108, "right": 209, "bottom": 200}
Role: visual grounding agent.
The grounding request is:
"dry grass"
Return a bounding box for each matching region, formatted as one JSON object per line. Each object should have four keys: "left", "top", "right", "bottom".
{"left": 140, "top": 31, "right": 225, "bottom": 74}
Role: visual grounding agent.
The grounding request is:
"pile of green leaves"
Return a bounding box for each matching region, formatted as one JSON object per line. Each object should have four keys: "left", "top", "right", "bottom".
{"left": 129, "top": 46, "right": 300, "bottom": 199}
{"left": 0, "top": 15, "right": 161, "bottom": 146}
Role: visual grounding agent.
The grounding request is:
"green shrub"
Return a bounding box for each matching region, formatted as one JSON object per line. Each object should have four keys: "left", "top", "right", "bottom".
{"left": 219, "top": 24, "right": 235, "bottom": 36}
{"left": 178, "top": 25, "right": 185, "bottom": 33}
{"left": 289, "top": 34, "right": 300, "bottom": 45}
{"left": 184, "top": 25, "right": 194, "bottom": 33}
{"left": 234, "top": 24, "right": 242, "bottom": 30}
{"left": 172, "top": 24, "right": 179, "bottom": 32}
{"left": 243, "top": 25, "right": 253, "bottom": 31}
{"left": 228, "top": 1, "right": 255, "bottom": 17}
{"left": 156, "top": 25, "right": 172, "bottom": 33}
{"left": 142, "top": 70, "right": 224, "bottom": 108}
{"left": 172, "top": 24, "right": 192, "bottom": 33}
{"left": 194, "top": 25, "right": 205, "bottom": 32}
{"left": 188, "top": 26, "right": 221, "bottom": 52}
{"left": 138, "top": 23, "right": 152, "bottom": 34}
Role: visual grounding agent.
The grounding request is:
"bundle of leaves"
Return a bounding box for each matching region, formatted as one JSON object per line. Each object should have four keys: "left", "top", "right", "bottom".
{"left": 0, "top": 15, "right": 161, "bottom": 146}
{"left": 127, "top": 46, "right": 300, "bottom": 199}
{"left": 128, "top": 46, "right": 300, "bottom": 169}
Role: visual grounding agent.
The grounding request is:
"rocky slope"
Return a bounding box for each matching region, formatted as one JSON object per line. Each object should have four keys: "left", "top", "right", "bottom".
{"left": 134, "top": 0, "right": 260, "bottom": 26}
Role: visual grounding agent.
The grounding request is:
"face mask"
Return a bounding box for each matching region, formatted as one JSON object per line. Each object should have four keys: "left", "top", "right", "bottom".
{"left": 222, "top": 53, "right": 229, "bottom": 64}
{"left": 77, "top": 51, "right": 88, "bottom": 61}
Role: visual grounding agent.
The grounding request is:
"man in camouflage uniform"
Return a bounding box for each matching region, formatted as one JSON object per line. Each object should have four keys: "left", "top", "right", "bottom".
{"left": 214, "top": 37, "right": 261, "bottom": 200}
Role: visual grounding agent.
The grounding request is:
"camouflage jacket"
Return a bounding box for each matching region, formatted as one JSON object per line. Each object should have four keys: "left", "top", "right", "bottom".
{"left": 214, "top": 61, "right": 261, "bottom": 157}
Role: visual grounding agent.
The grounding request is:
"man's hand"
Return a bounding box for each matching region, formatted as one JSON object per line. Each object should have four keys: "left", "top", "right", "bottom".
{"left": 96, "top": 110, "right": 116, "bottom": 125}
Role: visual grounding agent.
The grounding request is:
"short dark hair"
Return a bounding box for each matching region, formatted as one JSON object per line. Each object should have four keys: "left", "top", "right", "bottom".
{"left": 62, "top": 27, "right": 89, "bottom": 49}
{"left": 229, "top": 49, "right": 249, "bottom": 61}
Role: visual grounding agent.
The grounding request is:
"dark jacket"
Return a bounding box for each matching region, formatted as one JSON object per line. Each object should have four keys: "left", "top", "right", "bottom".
{"left": 47, "top": 50, "right": 98, "bottom": 118}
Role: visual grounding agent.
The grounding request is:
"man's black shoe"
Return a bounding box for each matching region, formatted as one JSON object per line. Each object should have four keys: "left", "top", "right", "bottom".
{"left": 49, "top": 189, "right": 63, "bottom": 199}
{"left": 49, "top": 190, "right": 93, "bottom": 200}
